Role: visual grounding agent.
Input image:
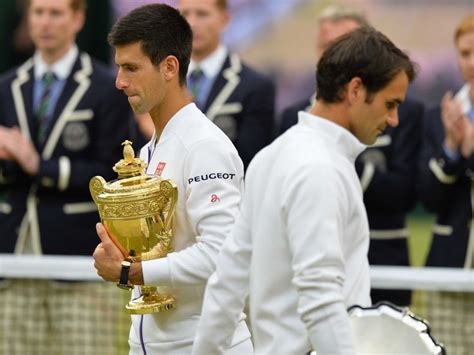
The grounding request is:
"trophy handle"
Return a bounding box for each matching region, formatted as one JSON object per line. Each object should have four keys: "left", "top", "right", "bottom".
{"left": 160, "top": 180, "right": 178, "bottom": 231}
{"left": 89, "top": 176, "right": 106, "bottom": 203}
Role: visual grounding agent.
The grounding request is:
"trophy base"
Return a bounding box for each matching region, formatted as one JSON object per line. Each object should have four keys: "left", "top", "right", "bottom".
{"left": 125, "top": 290, "right": 175, "bottom": 314}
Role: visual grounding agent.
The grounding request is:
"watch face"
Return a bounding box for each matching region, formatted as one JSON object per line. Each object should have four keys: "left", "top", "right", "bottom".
{"left": 122, "top": 260, "right": 132, "bottom": 267}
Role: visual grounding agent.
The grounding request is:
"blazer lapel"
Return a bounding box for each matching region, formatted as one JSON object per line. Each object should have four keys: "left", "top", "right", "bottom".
{"left": 203, "top": 57, "right": 229, "bottom": 112}
{"left": 11, "top": 59, "right": 35, "bottom": 141}
{"left": 204, "top": 54, "right": 242, "bottom": 121}
{"left": 42, "top": 52, "right": 93, "bottom": 159}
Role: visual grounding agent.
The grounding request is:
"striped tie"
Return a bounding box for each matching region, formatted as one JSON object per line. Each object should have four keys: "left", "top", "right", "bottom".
{"left": 188, "top": 67, "right": 204, "bottom": 108}
{"left": 37, "top": 71, "right": 55, "bottom": 143}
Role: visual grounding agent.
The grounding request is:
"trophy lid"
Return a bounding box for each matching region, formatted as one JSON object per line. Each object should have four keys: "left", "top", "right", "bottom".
{"left": 113, "top": 140, "right": 147, "bottom": 179}
{"left": 90, "top": 140, "right": 178, "bottom": 222}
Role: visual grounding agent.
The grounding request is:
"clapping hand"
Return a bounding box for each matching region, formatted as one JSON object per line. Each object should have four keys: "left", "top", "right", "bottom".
{"left": 0, "top": 126, "right": 39, "bottom": 175}
{"left": 441, "top": 92, "right": 473, "bottom": 158}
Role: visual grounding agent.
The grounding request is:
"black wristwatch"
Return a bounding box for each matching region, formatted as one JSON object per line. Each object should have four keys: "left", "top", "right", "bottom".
{"left": 117, "top": 258, "right": 134, "bottom": 290}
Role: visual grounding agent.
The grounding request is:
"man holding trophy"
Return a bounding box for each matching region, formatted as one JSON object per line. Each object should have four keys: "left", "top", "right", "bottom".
{"left": 92, "top": 4, "right": 252, "bottom": 354}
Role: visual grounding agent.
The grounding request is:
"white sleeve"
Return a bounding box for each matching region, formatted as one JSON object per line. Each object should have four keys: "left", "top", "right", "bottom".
{"left": 285, "top": 164, "right": 356, "bottom": 354}
{"left": 192, "top": 198, "right": 252, "bottom": 355}
{"left": 142, "top": 137, "right": 244, "bottom": 287}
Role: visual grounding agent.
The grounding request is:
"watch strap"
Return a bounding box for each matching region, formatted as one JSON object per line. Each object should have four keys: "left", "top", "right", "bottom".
{"left": 117, "top": 259, "right": 134, "bottom": 290}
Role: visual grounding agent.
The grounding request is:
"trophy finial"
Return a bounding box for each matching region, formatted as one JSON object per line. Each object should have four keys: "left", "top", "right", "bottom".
{"left": 122, "top": 140, "right": 135, "bottom": 162}
{"left": 113, "top": 140, "right": 147, "bottom": 179}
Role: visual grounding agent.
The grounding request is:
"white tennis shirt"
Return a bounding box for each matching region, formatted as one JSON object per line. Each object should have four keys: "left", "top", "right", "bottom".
{"left": 129, "top": 103, "right": 249, "bottom": 353}
{"left": 193, "top": 111, "right": 371, "bottom": 355}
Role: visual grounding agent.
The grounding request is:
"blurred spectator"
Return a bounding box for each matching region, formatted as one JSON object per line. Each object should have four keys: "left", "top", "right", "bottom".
{"left": 0, "top": 0, "right": 34, "bottom": 73}
{"left": 279, "top": 4, "right": 424, "bottom": 307}
{"left": 0, "top": 0, "right": 134, "bottom": 354}
{"left": 0, "top": 0, "right": 112, "bottom": 74}
{"left": 178, "top": 0, "right": 276, "bottom": 169}
{"left": 417, "top": 14, "right": 474, "bottom": 354}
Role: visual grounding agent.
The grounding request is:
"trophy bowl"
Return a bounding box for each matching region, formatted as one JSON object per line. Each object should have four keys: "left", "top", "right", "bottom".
{"left": 89, "top": 141, "right": 178, "bottom": 314}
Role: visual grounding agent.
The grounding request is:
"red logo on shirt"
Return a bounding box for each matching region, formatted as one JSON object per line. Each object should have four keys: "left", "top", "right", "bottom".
{"left": 210, "top": 194, "right": 220, "bottom": 203}
{"left": 155, "top": 162, "right": 166, "bottom": 176}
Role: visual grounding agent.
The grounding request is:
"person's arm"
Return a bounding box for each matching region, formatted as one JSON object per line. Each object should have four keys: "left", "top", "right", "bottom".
{"left": 417, "top": 106, "right": 467, "bottom": 213}
{"left": 0, "top": 126, "right": 23, "bottom": 184}
{"left": 285, "top": 164, "right": 356, "bottom": 354}
{"left": 0, "top": 82, "right": 38, "bottom": 179}
{"left": 192, "top": 204, "right": 252, "bottom": 354}
{"left": 141, "top": 138, "right": 244, "bottom": 287}
{"left": 0, "top": 76, "right": 132, "bottom": 193}
{"left": 94, "top": 137, "right": 244, "bottom": 287}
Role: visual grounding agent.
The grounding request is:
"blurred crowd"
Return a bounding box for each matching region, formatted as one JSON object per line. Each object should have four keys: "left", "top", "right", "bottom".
{"left": 0, "top": 0, "right": 473, "bottom": 354}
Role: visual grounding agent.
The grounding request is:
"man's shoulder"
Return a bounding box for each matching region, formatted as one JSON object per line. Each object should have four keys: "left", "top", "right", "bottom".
{"left": 0, "top": 59, "right": 33, "bottom": 85}
{"left": 182, "top": 111, "right": 237, "bottom": 154}
{"left": 73, "top": 53, "right": 119, "bottom": 96}
{"left": 239, "top": 61, "right": 273, "bottom": 87}
{"left": 84, "top": 54, "right": 116, "bottom": 82}
{"left": 222, "top": 52, "right": 273, "bottom": 87}
{"left": 0, "top": 69, "right": 16, "bottom": 87}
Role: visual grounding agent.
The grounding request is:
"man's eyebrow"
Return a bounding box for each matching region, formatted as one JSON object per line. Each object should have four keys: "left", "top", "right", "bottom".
{"left": 116, "top": 62, "right": 138, "bottom": 68}
{"left": 389, "top": 98, "right": 403, "bottom": 105}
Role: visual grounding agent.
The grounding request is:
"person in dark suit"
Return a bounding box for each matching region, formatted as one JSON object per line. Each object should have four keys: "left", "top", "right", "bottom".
{"left": 279, "top": 5, "right": 424, "bottom": 307}
{"left": 417, "top": 15, "right": 474, "bottom": 354}
{"left": 178, "top": 0, "right": 276, "bottom": 169}
{"left": 0, "top": 0, "right": 134, "bottom": 353}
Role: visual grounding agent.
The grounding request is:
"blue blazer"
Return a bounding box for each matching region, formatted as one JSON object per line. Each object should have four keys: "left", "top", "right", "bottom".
{"left": 418, "top": 105, "right": 474, "bottom": 268}
{"left": 0, "top": 52, "right": 134, "bottom": 256}
{"left": 201, "top": 54, "right": 275, "bottom": 169}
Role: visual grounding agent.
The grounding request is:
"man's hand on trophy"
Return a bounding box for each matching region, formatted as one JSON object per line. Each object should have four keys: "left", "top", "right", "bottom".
{"left": 93, "top": 223, "right": 123, "bottom": 282}
{"left": 93, "top": 223, "right": 144, "bottom": 285}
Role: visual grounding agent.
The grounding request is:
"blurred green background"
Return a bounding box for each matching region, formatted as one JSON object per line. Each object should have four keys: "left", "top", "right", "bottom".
{"left": 407, "top": 206, "right": 435, "bottom": 267}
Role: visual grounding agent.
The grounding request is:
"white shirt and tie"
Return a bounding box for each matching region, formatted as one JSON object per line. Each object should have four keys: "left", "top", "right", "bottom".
{"left": 187, "top": 45, "right": 227, "bottom": 109}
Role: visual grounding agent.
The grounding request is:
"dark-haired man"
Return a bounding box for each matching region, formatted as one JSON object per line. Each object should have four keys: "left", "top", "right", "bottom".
{"left": 92, "top": 4, "right": 252, "bottom": 354}
{"left": 280, "top": 4, "right": 424, "bottom": 307}
{"left": 193, "top": 27, "right": 417, "bottom": 355}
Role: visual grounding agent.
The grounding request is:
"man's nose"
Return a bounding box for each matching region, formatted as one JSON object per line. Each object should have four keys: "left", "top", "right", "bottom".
{"left": 115, "top": 71, "right": 128, "bottom": 90}
{"left": 387, "top": 110, "right": 399, "bottom": 127}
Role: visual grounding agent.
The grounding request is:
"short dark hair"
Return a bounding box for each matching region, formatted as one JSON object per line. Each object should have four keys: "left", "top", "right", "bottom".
{"left": 316, "top": 27, "right": 417, "bottom": 103}
{"left": 108, "top": 4, "right": 192, "bottom": 86}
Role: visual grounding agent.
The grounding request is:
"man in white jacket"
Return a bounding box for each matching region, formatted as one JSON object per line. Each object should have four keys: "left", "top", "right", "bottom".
{"left": 193, "top": 27, "right": 417, "bottom": 355}
{"left": 91, "top": 4, "right": 252, "bottom": 354}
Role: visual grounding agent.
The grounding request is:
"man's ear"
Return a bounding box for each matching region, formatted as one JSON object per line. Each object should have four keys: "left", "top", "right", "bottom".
{"left": 162, "top": 55, "right": 179, "bottom": 81}
{"left": 347, "top": 77, "right": 364, "bottom": 103}
{"left": 220, "top": 9, "right": 230, "bottom": 29}
{"left": 73, "top": 9, "right": 86, "bottom": 34}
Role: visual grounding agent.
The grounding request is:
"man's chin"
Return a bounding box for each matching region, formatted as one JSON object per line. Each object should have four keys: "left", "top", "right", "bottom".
{"left": 361, "top": 135, "right": 377, "bottom": 145}
{"left": 130, "top": 103, "right": 146, "bottom": 115}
